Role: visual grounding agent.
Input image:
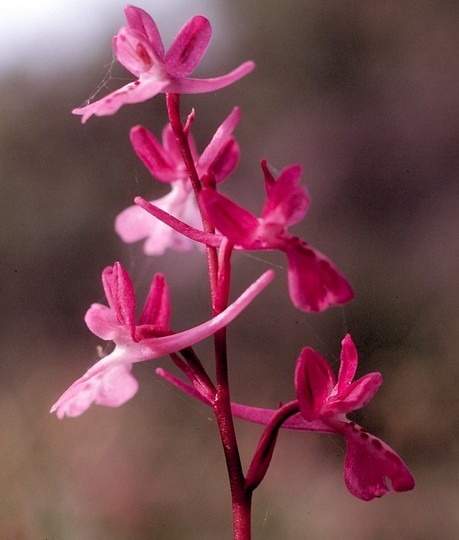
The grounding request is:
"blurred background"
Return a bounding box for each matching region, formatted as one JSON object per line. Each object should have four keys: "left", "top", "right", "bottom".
{"left": 1, "top": 0, "right": 458, "bottom": 538}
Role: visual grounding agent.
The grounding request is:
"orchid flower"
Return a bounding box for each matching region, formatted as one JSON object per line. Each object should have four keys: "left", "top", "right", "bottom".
{"left": 73, "top": 6, "right": 254, "bottom": 123}
{"left": 115, "top": 108, "right": 240, "bottom": 255}
{"left": 290, "top": 335, "right": 415, "bottom": 500}
{"left": 200, "top": 161, "right": 354, "bottom": 312}
{"left": 50, "top": 262, "right": 273, "bottom": 418}
{"left": 157, "top": 334, "right": 415, "bottom": 501}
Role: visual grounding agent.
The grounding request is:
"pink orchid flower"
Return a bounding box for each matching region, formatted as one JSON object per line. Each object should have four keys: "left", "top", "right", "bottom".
{"left": 157, "top": 334, "right": 415, "bottom": 501}
{"left": 50, "top": 262, "right": 273, "bottom": 418}
{"left": 200, "top": 161, "right": 354, "bottom": 312}
{"left": 291, "top": 334, "right": 415, "bottom": 500}
{"left": 73, "top": 6, "right": 254, "bottom": 123}
{"left": 115, "top": 108, "right": 240, "bottom": 255}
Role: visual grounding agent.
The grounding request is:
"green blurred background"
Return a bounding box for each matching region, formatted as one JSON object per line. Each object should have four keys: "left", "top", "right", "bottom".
{"left": 1, "top": 0, "right": 458, "bottom": 538}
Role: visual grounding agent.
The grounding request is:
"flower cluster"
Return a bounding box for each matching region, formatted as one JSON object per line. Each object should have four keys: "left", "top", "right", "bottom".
{"left": 53, "top": 5, "right": 414, "bottom": 535}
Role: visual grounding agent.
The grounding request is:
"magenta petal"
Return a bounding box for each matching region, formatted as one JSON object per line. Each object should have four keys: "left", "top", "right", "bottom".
{"left": 261, "top": 159, "right": 276, "bottom": 191}
{"left": 285, "top": 240, "right": 354, "bottom": 312}
{"left": 262, "top": 164, "right": 309, "bottom": 226}
{"left": 198, "top": 107, "right": 240, "bottom": 175}
{"left": 200, "top": 188, "right": 259, "bottom": 246}
{"left": 337, "top": 333, "right": 358, "bottom": 392}
{"left": 72, "top": 79, "right": 169, "bottom": 123}
{"left": 342, "top": 422, "right": 415, "bottom": 500}
{"left": 103, "top": 263, "right": 137, "bottom": 340}
{"left": 139, "top": 273, "right": 171, "bottom": 327}
{"left": 130, "top": 125, "right": 178, "bottom": 182}
{"left": 327, "top": 373, "right": 383, "bottom": 416}
{"left": 165, "top": 61, "right": 255, "bottom": 94}
{"left": 124, "top": 5, "right": 165, "bottom": 60}
{"left": 209, "top": 139, "right": 240, "bottom": 183}
{"left": 165, "top": 15, "right": 211, "bottom": 77}
{"left": 295, "top": 348, "right": 335, "bottom": 421}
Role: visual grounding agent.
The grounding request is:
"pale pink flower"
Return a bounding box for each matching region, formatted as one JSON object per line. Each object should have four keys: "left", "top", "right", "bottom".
{"left": 200, "top": 161, "right": 354, "bottom": 312}
{"left": 115, "top": 108, "right": 240, "bottom": 255}
{"left": 157, "top": 334, "right": 415, "bottom": 501}
{"left": 50, "top": 262, "right": 273, "bottom": 418}
{"left": 73, "top": 6, "right": 254, "bottom": 123}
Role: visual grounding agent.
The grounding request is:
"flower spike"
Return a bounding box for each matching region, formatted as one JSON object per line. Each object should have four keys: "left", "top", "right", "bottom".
{"left": 73, "top": 6, "right": 254, "bottom": 122}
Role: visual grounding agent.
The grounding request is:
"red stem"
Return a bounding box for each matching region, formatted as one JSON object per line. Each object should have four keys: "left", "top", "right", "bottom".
{"left": 165, "top": 93, "right": 219, "bottom": 305}
{"left": 166, "top": 93, "right": 252, "bottom": 539}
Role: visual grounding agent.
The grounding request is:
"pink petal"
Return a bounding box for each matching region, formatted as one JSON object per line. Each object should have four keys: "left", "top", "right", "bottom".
{"left": 198, "top": 107, "right": 240, "bottom": 176}
{"left": 50, "top": 362, "right": 138, "bottom": 419}
{"left": 261, "top": 159, "right": 276, "bottom": 191}
{"left": 165, "top": 16, "right": 212, "bottom": 77}
{"left": 93, "top": 364, "right": 139, "bottom": 407}
{"left": 130, "top": 125, "right": 178, "bottom": 183}
{"left": 342, "top": 421, "right": 415, "bottom": 500}
{"left": 101, "top": 266, "right": 116, "bottom": 311}
{"left": 337, "top": 333, "right": 358, "bottom": 392}
{"left": 261, "top": 163, "right": 310, "bottom": 227}
{"left": 124, "top": 5, "right": 165, "bottom": 60}
{"left": 200, "top": 188, "right": 259, "bottom": 246}
{"left": 115, "top": 203, "right": 160, "bottom": 244}
{"left": 295, "top": 348, "right": 335, "bottom": 422}
{"left": 84, "top": 303, "right": 124, "bottom": 341}
{"left": 164, "top": 61, "right": 255, "bottom": 94}
{"left": 72, "top": 79, "right": 169, "bottom": 123}
{"left": 103, "top": 263, "right": 137, "bottom": 340}
{"left": 116, "top": 185, "right": 202, "bottom": 255}
{"left": 326, "top": 373, "right": 383, "bottom": 416}
{"left": 139, "top": 273, "right": 171, "bottom": 327}
{"left": 285, "top": 239, "right": 354, "bottom": 312}
{"left": 207, "top": 139, "right": 240, "bottom": 183}
{"left": 114, "top": 29, "right": 161, "bottom": 77}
